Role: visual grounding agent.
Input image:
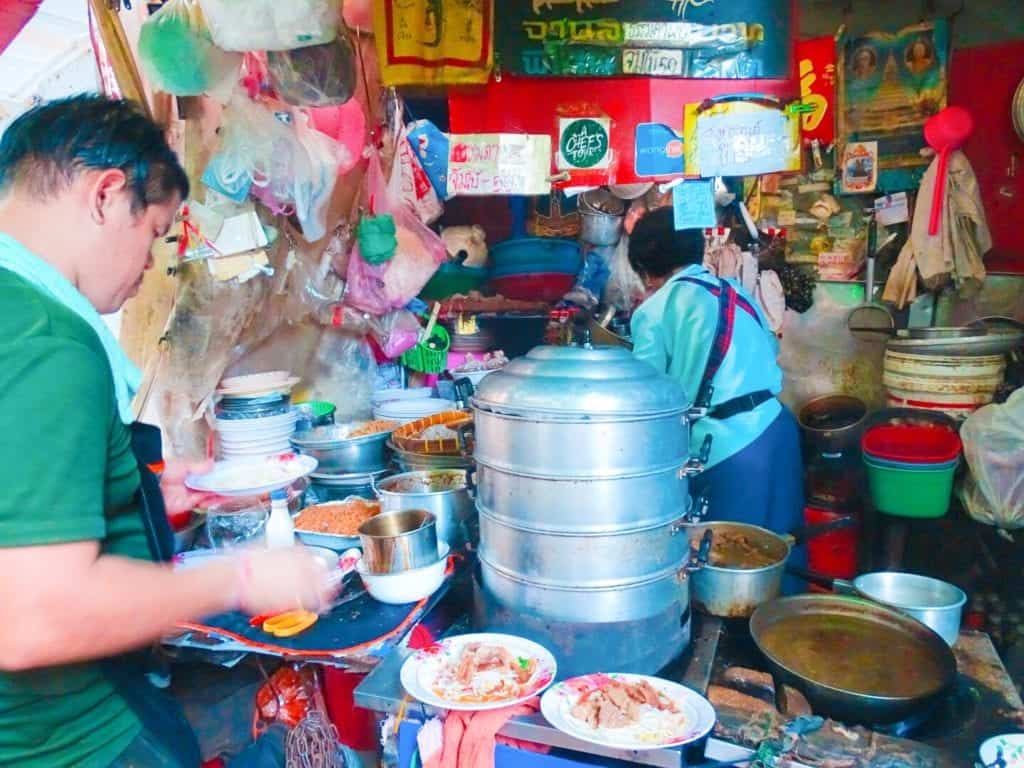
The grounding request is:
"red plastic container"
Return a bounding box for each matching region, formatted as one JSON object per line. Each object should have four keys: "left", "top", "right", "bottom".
{"left": 490, "top": 272, "right": 576, "bottom": 302}
{"left": 861, "top": 424, "right": 961, "bottom": 464}
{"left": 322, "top": 668, "right": 377, "bottom": 751}
{"left": 804, "top": 505, "right": 858, "bottom": 593}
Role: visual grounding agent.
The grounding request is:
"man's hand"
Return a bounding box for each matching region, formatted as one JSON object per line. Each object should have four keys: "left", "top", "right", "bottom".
{"left": 159, "top": 457, "right": 219, "bottom": 518}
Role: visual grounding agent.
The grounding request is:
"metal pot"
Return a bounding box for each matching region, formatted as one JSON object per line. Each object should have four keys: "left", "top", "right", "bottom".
{"left": 358, "top": 509, "right": 438, "bottom": 574}
{"left": 473, "top": 409, "right": 689, "bottom": 479}
{"left": 478, "top": 508, "right": 690, "bottom": 587}
{"left": 686, "top": 519, "right": 853, "bottom": 618}
{"left": 791, "top": 568, "right": 966, "bottom": 646}
{"left": 479, "top": 554, "right": 690, "bottom": 624}
{"left": 798, "top": 394, "right": 867, "bottom": 456}
{"left": 580, "top": 210, "right": 623, "bottom": 246}
{"left": 374, "top": 470, "right": 474, "bottom": 548}
{"left": 291, "top": 423, "right": 392, "bottom": 474}
{"left": 475, "top": 462, "right": 689, "bottom": 533}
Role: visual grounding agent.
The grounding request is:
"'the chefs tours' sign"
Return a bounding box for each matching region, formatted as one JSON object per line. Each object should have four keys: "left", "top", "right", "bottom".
{"left": 557, "top": 117, "right": 612, "bottom": 170}
{"left": 496, "top": 0, "right": 792, "bottom": 79}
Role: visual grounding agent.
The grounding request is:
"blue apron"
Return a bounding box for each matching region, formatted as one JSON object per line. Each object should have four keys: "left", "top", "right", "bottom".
{"left": 681, "top": 276, "right": 806, "bottom": 588}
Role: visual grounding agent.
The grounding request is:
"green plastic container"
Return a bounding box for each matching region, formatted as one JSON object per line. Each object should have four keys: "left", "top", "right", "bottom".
{"left": 420, "top": 263, "right": 488, "bottom": 301}
{"left": 400, "top": 325, "right": 450, "bottom": 374}
{"left": 863, "top": 455, "right": 958, "bottom": 518}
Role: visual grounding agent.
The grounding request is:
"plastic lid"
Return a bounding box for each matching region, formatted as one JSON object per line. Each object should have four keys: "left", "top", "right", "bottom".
{"left": 861, "top": 424, "right": 962, "bottom": 464}
{"left": 473, "top": 345, "right": 687, "bottom": 418}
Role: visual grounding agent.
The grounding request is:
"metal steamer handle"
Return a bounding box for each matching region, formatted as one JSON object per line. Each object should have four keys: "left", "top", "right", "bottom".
{"left": 678, "top": 529, "right": 712, "bottom": 581}
{"left": 680, "top": 434, "right": 713, "bottom": 478}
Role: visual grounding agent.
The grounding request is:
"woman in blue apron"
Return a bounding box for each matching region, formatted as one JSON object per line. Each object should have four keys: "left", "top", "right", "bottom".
{"left": 627, "top": 208, "right": 805, "bottom": 583}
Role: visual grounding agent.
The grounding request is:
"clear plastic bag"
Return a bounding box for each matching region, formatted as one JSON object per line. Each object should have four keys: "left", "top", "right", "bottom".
{"left": 138, "top": 0, "right": 242, "bottom": 97}
{"left": 345, "top": 151, "right": 447, "bottom": 315}
{"left": 603, "top": 234, "right": 645, "bottom": 312}
{"left": 307, "top": 330, "right": 376, "bottom": 424}
{"left": 196, "top": 0, "right": 338, "bottom": 52}
{"left": 369, "top": 310, "right": 423, "bottom": 359}
{"left": 960, "top": 388, "right": 1024, "bottom": 530}
{"left": 267, "top": 33, "right": 358, "bottom": 108}
{"left": 205, "top": 95, "right": 343, "bottom": 242}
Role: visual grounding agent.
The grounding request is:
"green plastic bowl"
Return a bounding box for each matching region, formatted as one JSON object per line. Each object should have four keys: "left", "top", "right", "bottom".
{"left": 420, "top": 263, "right": 488, "bottom": 301}
{"left": 863, "top": 456, "right": 957, "bottom": 518}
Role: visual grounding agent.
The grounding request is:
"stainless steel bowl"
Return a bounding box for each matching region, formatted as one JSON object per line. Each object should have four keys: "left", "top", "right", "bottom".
{"left": 358, "top": 509, "right": 439, "bottom": 574}
{"left": 374, "top": 470, "right": 474, "bottom": 548}
{"left": 291, "top": 423, "right": 392, "bottom": 474}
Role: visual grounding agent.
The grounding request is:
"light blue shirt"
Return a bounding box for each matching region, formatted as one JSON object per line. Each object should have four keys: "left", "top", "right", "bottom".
{"left": 631, "top": 264, "right": 783, "bottom": 470}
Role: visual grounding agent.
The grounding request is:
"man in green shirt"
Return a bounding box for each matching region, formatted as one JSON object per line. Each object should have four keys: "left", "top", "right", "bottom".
{"left": 0, "top": 96, "right": 336, "bottom": 767}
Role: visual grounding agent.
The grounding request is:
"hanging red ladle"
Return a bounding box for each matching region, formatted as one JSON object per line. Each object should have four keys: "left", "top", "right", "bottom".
{"left": 924, "top": 106, "right": 974, "bottom": 236}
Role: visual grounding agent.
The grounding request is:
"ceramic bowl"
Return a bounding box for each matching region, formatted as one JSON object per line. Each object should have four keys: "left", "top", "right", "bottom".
{"left": 357, "top": 543, "right": 449, "bottom": 604}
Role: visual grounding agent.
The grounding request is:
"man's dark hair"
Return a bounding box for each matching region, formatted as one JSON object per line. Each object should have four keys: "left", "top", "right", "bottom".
{"left": 0, "top": 94, "right": 188, "bottom": 213}
{"left": 628, "top": 205, "right": 705, "bottom": 279}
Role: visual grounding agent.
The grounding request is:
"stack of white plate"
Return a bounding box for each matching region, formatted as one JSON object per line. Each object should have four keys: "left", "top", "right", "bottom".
{"left": 215, "top": 410, "right": 299, "bottom": 460}
{"left": 372, "top": 398, "right": 457, "bottom": 424}
{"left": 371, "top": 387, "right": 434, "bottom": 406}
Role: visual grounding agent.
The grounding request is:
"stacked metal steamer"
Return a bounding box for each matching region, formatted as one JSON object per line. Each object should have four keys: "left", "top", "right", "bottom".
{"left": 470, "top": 346, "right": 695, "bottom": 677}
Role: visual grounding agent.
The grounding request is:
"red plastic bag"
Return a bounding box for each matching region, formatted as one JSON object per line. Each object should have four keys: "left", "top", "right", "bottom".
{"left": 345, "top": 150, "right": 446, "bottom": 315}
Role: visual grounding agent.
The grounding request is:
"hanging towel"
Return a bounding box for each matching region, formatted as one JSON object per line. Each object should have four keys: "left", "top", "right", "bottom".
{"left": 0, "top": 233, "right": 141, "bottom": 423}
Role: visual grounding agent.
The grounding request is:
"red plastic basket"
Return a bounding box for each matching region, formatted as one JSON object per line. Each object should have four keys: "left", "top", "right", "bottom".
{"left": 861, "top": 423, "right": 961, "bottom": 464}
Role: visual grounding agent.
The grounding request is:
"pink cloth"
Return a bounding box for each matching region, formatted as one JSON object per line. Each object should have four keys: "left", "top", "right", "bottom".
{"left": 421, "top": 698, "right": 549, "bottom": 768}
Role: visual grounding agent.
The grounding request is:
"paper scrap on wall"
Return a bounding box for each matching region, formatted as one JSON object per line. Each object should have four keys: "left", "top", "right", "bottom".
{"left": 684, "top": 100, "right": 801, "bottom": 178}
{"left": 447, "top": 134, "right": 553, "bottom": 197}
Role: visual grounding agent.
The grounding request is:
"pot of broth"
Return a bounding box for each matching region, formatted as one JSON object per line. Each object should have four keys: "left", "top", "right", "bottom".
{"left": 750, "top": 594, "right": 957, "bottom": 724}
{"left": 686, "top": 518, "right": 852, "bottom": 618}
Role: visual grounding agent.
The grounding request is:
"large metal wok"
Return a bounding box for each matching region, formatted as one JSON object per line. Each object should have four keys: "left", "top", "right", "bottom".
{"left": 750, "top": 594, "right": 958, "bottom": 724}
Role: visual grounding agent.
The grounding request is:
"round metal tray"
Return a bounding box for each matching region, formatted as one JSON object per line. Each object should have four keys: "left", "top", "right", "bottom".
{"left": 888, "top": 327, "right": 1023, "bottom": 356}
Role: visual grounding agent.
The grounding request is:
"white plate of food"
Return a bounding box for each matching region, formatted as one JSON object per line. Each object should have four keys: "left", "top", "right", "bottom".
{"left": 185, "top": 453, "right": 318, "bottom": 497}
{"left": 400, "top": 633, "right": 557, "bottom": 711}
{"left": 980, "top": 733, "right": 1024, "bottom": 768}
{"left": 540, "top": 673, "right": 716, "bottom": 751}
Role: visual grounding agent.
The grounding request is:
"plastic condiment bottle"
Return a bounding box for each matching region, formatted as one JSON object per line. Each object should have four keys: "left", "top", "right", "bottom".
{"left": 265, "top": 489, "right": 295, "bottom": 548}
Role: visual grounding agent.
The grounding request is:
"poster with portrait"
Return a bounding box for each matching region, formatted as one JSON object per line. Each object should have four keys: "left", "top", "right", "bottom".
{"left": 837, "top": 20, "right": 949, "bottom": 193}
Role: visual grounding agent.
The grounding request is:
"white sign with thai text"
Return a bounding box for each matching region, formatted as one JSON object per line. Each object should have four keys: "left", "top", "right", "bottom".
{"left": 448, "top": 134, "right": 552, "bottom": 196}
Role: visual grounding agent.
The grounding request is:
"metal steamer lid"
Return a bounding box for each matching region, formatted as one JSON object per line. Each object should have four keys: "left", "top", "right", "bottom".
{"left": 473, "top": 345, "right": 687, "bottom": 419}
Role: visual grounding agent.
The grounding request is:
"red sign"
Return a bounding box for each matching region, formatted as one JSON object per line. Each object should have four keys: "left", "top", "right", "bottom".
{"left": 796, "top": 36, "right": 837, "bottom": 147}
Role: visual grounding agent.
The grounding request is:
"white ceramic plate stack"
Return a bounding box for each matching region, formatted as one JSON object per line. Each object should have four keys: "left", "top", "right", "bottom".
{"left": 372, "top": 398, "right": 456, "bottom": 424}
{"left": 215, "top": 371, "right": 301, "bottom": 460}
{"left": 215, "top": 410, "right": 299, "bottom": 460}
{"left": 371, "top": 387, "right": 434, "bottom": 406}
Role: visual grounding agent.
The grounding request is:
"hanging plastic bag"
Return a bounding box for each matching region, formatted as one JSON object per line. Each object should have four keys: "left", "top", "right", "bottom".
{"left": 138, "top": 0, "right": 241, "bottom": 97}
{"left": 195, "top": 0, "right": 338, "bottom": 52}
{"left": 345, "top": 151, "right": 447, "bottom": 315}
{"left": 603, "top": 234, "right": 645, "bottom": 312}
{"left": 407, "top": 119, "right": 451, "bottom": 201}
{"left": 369, "top": 310, "right": 423, "bottom": 359}
{"left": 959, "top": 389, "right": 1024, "bottom": 530}
{"left": 391, "top": 122, "right": 443, "bottom": 226}
{"left": 267, "top": 32, "right": 358, "bottom": 108}
{"left": 307, "top": 99, "right": 366, "bottom": 176}
{"left": 203, "top": 95, "right": 291, "bottom": 204}
{"left": 754, "top": 269, "right": 786, "bottom": 334}
{"left": 289, "top": 113, "right": 343, "bottom": 242}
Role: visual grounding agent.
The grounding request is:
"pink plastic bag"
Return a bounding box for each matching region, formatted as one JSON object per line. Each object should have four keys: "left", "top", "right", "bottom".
{"left": 345, "top": 151, "right": 446, "bottom": 315}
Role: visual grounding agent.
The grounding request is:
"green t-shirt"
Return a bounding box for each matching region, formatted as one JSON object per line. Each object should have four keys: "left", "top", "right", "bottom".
{"left": 0, "top": 269, "right": 150, "bottom": 767}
